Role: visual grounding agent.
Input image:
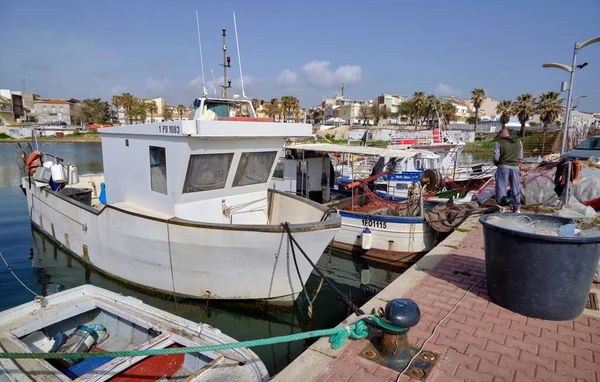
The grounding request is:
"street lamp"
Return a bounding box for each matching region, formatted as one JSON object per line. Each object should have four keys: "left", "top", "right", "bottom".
{"left": 542, "top": 35, "right": 600, "bottom": 155}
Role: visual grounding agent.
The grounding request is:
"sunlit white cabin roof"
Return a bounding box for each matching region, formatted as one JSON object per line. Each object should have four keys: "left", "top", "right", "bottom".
{"left": 287, "top": 143, "right": 440, "bottom": 159}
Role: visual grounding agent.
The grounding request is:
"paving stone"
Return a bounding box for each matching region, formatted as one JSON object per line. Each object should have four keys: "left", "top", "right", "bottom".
{"left": 454, "top": 364, "right": 493, "bottom": 382}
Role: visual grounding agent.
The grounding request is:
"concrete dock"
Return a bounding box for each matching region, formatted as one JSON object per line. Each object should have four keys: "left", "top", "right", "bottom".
{"left": 274, "top": 216, "right": 600, "bottom": 381}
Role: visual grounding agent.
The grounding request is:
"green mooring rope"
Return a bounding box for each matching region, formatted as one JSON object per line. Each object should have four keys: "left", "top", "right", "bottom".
{"left": 0, "top": 320, "right": 377, "bottom": 360}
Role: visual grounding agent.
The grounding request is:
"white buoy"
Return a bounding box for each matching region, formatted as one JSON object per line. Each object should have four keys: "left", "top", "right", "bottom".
{"left": 51, "top": 163, "right": 67, "bottom": 183}
{"left": 43, "top": 161, "right": 53, "bottom": 169}
{"left": 67, "top": 164, "right": 79, "bottom": 185}
{"left": 361, "top": 227, "right": 372, "bottom": 251}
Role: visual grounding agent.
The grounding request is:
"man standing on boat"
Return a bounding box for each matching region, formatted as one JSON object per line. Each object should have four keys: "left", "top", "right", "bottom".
{"left": 493, "top": 128, "right": 523, "bottom": 213}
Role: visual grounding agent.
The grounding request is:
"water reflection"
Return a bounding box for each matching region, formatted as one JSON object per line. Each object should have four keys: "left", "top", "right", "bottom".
{"left": 1, "top": 142, "right": 407, "bottom": 375}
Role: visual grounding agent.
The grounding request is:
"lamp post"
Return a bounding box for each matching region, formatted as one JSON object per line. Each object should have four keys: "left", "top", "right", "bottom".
{"left": 542, "top": 36, "right": 600, "bottom": 155}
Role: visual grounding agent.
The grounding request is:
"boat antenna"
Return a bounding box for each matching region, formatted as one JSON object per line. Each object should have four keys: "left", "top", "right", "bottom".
{"left": 221, "top": 26, "right": 232, "bottom": 99}
{"left": 211, "top": 70, "right": 217, "bottom": 97}
{"left": 195, "top": 9, "right": 207, "bottom": 97}
{"left": 233, "top": 12, "right": 246, "bottom": 99}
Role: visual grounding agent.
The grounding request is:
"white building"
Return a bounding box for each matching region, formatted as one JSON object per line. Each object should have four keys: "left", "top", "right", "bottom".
{"left": 441, "top": 97, "right": 472, "bottom": 123}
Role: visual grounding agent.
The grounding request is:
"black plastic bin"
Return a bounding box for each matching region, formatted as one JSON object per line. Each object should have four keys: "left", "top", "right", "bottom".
{"left": 61, "top": 188, "right": 93, "bottom": 206}
{"left": 479, "top": 213, "right": 600, "bottom": 321}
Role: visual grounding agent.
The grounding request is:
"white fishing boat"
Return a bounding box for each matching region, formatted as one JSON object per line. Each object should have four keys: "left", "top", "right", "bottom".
{"left": 272, "top": 144, "right": 436, "bottom": 265}
{"left": 0, "top": 285, "right": 269, "bottom": 381}
{"left": 18, "top": 96, "right": 341, "bottom": 304}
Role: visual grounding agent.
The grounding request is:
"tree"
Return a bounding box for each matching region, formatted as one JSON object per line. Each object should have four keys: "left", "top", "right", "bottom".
{"left": 380, "top": 105, "right": 391, "bottom": 121}
{"left": 470, "top": 88, "right": 486, "bottom": 131}
{"left": 111, "top": 95, "right": 122, "bottom": 123}
{"left": 71, "top": 98, "right": 110, "bottom": 125}
{"left": 397, "top": 101, "right": 414, "bottom": 124}
{"left": 424, "top": 95, "right": 439, "bottom": 128}
{"left": 358, "top": 104, "right": 371, "bottom": 126}
{"left": 537, "top": 91, "right": 563, "bottom": 131}
{"left": 496, "top": 100, "right": 513, "bottom": 130}
{"left": 266, "top": 98, "right": 280, "bottom": 121}
{"left": 176, "top": 104, "right": 186, "bottom": 120}
{"left": 411, "top": 92, "right": 425, "bottom": 127}
{"left": 251, "top": 98, "right": 260, "bottom": 112}
{"left": 371, "top": 103, "right": 382, "bottom": 126}
{"left": 131, "top": 99, "right": 148, "bottom": 123}
{"left": 119, "top": 93, "right": 135, "bottom": 124}
{"left": 441, "top": 102, "right": 457, "bottom": 127}
{"left": 513, "top": 93, "right": 536, "bottom": 136}
{"left": 145, "top": 101, "right": 157, "bottom": 123}
{"left": 466, "top": 116, "right": 480, "bottom": 125}
{"left": 162, "top": 105, "right": 174, "bottom": 121}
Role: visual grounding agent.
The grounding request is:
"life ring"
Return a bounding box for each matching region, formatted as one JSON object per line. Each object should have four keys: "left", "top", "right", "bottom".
{"left": 26, "top": 151, "right": 42, "bottom": 175}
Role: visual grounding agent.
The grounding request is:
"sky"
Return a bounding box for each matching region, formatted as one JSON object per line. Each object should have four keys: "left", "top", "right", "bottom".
{"left": 1, "top": 0, "right": 599, "bottom": 111}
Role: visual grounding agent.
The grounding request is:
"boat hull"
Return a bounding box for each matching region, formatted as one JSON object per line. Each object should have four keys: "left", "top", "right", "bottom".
{"left": 330, "top": 211, "right": 435, "bottom": 265}
{"left": 22, "top": 178, "right": 340, "bottom": 303}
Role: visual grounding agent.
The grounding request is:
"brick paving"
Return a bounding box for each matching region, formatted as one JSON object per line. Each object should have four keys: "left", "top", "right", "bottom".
{"left": 313, "top": 227, "right": 600, "bottom": 382}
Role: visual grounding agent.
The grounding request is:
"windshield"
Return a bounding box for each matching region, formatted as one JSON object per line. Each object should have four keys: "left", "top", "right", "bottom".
{"left": 575, "top": 137, "right": 600, "bottom": 150}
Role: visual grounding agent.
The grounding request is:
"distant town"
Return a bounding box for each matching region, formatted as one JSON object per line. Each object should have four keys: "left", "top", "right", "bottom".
{"left": 1, "top": 86, "right": 599, "bottom": 138}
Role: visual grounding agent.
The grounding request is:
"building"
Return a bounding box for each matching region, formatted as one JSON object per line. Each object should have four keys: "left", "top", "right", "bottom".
{"left": 375, "top": 94, "right": 407, "bottom": 115}
{"left": 441, "top": 97, "right": 473, "bottom": 123}
{"left": 33, "top": 99, "right": 77, "bottom": 125}
{"left": 463, "top": 97, "right": 499, "bottom": 121}
{"left": 0, "top": 89, "right": 25, "bottom": 125}
{"left": 337, "top": 99, "right": 372, "bottom": 125}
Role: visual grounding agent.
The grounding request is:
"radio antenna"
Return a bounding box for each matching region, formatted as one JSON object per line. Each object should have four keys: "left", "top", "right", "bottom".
{"left": 233, "top": 12, "right": 246, "bottom": 99}
{"left": 195, "top": 9, "right": 207, "bottom": 97}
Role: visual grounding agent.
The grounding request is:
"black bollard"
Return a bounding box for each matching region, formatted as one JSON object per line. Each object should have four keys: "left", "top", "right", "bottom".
{"left": 360, "top": 298, "right": 438, "bottom": 380}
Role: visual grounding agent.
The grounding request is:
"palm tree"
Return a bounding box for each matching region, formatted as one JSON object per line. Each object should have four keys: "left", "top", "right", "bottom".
{"left": 146, "top": 101, "right": 158, "bottom": 123}
{"left": 266, "top": 98, "right": 280, "bottom": 121}
{"left": 111, "top": 95, "right": 122, "bottom": 124}
{"left": 537, "top": 91, "right": 563, "bottom": 131}
{"left": 251, "top": 98, "right": 260, "bottom": 113}
{"left": 513, "top": 93, "right": 536, "bottom": 136}
{"left": 537, "top": 91, "right": 563, "bottom": 154}
{"left": 131, "top": 99, "right": 147, "bottom": 123}
{"left": 120, "top": 93, "right": 135, "bottom": 124}
{"left": 162, "top": 105, "right": 174, "bottom": 121}
{"left": 411, "top": 92, "right": 425, "bottom": 127}
{"left": 424, "top": 95, "right": 438, "bottom": 128}
{"left": 470, "top": 88, "right": 486, "bottom": 131}
{"left": 176, "top": 104, "right": 186, "bottom": 120}
{"left": 496, "top": 100, "right": 513, "bottom": 130}
{"left": 397, "top": 101, "right": 414, "bottom": 125}
{"left": 441, "top": 103, "right": 457, "bottom": 127}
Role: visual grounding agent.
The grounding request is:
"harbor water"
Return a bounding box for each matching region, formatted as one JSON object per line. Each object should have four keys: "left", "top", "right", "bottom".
{"left": 0, "top": 142, "right": 407, "bottom": 376}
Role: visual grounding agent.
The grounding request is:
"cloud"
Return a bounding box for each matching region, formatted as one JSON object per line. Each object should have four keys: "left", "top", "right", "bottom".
{"left": 302, "top": 61, "right": 362, "bottom": 88}
{"left": 434, "top": 83, "right": 462, "bottom": 97}
{"left": 277, "top": 69, "right": 298, "bottom": 86}
{"left": 145, "top": 77, "right": 169, "bottom": 92}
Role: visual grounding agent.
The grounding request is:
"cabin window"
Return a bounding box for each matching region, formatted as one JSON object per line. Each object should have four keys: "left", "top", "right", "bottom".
{"left": 149, "top": 146, "right": 167, "bottom": 194}
{"left": 233, "top": 151, "right": 278, "bottom": 187}
{"left": 182, "top": 153, "right": 234, "bottom": 193}
{"left": 273, "top": 162, "right": 285, "bottom": 179}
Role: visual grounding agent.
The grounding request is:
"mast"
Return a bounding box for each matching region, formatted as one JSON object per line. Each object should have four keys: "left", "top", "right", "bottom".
{"left": 221, "top": 27, "right": 231, "bottom": 99}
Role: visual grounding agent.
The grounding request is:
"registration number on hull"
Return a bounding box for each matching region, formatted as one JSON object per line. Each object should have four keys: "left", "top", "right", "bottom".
{"left": 361, "top": 218, "right": 387, "bottom": 229}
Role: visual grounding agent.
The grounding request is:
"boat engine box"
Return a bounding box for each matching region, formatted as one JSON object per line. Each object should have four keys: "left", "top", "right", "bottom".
{"left": 33, "top": 167, "right": 52, "bottom": 183}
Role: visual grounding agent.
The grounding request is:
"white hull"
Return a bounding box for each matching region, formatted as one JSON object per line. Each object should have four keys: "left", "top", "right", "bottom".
{"left": 0, "top": 285, "right": 268, "bottom": 381}
{"left": 330, "top": 211, "right": 435, "bottom": 264}
{"left": 22, "top": 177, "right": 340, "bottom": 303}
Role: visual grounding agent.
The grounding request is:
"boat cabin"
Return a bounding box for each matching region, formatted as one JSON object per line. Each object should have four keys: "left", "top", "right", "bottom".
{"left": 99, "top": 97, "right": 311, "bottom": 224}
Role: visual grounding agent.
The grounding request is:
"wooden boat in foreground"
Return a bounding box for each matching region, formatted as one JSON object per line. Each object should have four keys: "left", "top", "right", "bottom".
{"left": 0, "top": 285, "right": 269, "bottom": 381}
